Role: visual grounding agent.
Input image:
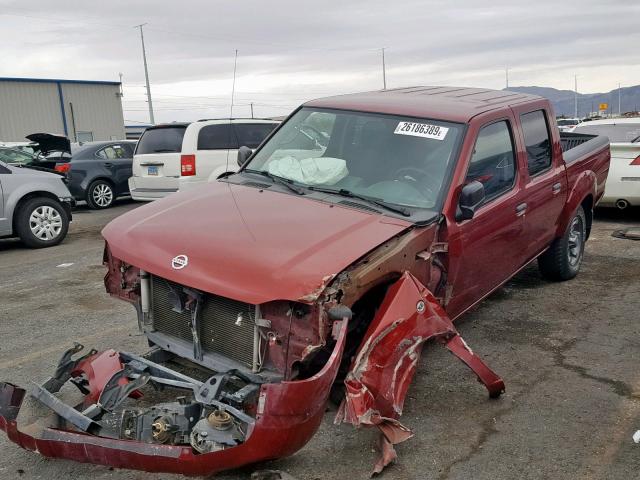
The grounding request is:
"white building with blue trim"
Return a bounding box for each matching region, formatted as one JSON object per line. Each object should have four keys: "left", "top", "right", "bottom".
{"left": 0, "top": 77, "right": 125, "bottom": 142}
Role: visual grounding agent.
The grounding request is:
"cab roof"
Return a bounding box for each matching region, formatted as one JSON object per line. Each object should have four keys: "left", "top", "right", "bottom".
{"left": 304, "top": 86, "right": 543, "bottom": 123}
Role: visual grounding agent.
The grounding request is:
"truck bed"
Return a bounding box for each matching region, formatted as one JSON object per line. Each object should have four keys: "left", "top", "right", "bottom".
{"left": 560, "top": 132, "right": 609, "bottom": 163}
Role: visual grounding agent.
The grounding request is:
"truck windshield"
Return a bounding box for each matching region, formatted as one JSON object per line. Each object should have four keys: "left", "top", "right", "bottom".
{"left": 245, "top": 108, "right": 463, "bottom": 210}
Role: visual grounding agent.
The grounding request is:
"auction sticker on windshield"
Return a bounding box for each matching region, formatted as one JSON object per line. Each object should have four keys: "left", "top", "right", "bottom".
{"left": 394, "top": 121, "right": 448, "bottom": 140}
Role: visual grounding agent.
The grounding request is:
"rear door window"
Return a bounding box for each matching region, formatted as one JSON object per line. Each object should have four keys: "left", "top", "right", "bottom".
{"left": 521, "top": 110, "right": 552, "bottom": 176}
{"left": 96, "top": 144, "right": 128, "bottom": 159}
{"left": 136, "top": 126, "right": 187, "bottom": 154}
{"left": 233, "top": 123, "right": 277, "bottom": 148}
{"left": 197, "top": 124, "right": 238, "bottom": 150}
{"left": 466, "top": 120, "right": 517, "bottom": 202}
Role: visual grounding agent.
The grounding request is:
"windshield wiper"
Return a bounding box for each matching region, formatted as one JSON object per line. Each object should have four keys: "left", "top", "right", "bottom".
{"left": 243, "top": 169, "right": 306, "bottom": 195}
{"left": 307, "top": 186, "right": 411, "bottom": 217}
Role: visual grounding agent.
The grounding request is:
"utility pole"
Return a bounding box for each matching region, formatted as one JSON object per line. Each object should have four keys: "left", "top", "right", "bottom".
{"left": 230, "top": 49, "right": 238, "bottom": 118}
{"left": 250, "top": 102, "right": 254, "bottom": 119}
{"left": 381, "top": 48, "right": 387, "bottom": 90}
{"left": 117, "top": 72, "right": 124, "bottom": 98}
{"left": 505, "top": 66, "right": 509, "bottom": 89}
{"left": 135, "top": 24, "right": 155, "bottom": 124}
{"left": 618, "top": 83, "right": 621, "bottom": 115}
{"left": 574, "top": 75, "right": 578, "bottom": 118}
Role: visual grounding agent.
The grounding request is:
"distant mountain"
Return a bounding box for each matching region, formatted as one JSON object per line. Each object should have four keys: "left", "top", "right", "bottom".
{"left": 504, "top": 85, "right": 640, "bottom": 118}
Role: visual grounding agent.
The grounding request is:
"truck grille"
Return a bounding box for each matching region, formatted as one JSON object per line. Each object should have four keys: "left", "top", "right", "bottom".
{"left": 150, "top": 276, "right": 256, "bottom": 368}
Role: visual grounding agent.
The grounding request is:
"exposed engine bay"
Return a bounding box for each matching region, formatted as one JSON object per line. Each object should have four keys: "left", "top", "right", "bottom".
{"left": 29, "top": 344, "right": 261, "bottom": 454}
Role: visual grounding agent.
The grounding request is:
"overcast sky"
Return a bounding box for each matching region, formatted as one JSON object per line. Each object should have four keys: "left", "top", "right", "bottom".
{"left": 1, "top": 0, "right": 638, "bottom": 123}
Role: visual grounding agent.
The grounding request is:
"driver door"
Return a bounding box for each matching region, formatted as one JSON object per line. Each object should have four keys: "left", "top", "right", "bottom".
{"left": 445, "top": 116, "right": 528, "bottom": 319}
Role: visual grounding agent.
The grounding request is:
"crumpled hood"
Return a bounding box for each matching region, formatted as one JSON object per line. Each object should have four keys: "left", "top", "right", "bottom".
{"left": 103, "top": 182, "right": 411, "bottom": 304}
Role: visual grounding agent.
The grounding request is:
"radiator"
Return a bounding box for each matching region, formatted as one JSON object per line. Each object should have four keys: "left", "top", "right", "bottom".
{"left": 150, "top": 275, "right": 256, "bottom": 368}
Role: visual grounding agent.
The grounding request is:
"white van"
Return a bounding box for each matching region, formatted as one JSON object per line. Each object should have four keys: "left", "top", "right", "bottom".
{"left": 129, "top": 119, "right": 279, "bottom": 201}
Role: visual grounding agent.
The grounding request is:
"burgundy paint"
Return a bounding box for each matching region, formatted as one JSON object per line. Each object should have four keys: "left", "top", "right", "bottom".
{"left": 102, "top": 183, "right": 411, "bottom": 305}
{"left": 336, "top": 272, "right": 504, "bottom": 473}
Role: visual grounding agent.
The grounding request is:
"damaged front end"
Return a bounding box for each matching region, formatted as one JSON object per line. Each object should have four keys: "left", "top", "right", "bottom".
{"left": 2, "top": 228, "right": 505, "bottom": 476}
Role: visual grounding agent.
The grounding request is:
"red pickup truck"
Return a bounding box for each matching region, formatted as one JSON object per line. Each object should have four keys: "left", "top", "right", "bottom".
{"left": 0, "top": 87, "right": 610, "bottom": 475}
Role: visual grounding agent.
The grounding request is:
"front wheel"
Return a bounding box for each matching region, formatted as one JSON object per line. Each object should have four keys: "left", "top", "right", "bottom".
{"left": 87, "top": 180, "right": 114, "bottom": 209}
{"left": 538, "top": 206, "right": 586, "bottom": 281}
{"left": 15, "top": 197, "right": 70, "bottom": 248}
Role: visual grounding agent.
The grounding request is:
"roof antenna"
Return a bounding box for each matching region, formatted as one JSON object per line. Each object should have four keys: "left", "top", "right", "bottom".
{"left": 226, "top": 49, "right": 239, "bottom": 174}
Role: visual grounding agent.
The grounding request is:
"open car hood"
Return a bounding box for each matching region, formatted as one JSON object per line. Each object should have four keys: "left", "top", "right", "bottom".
{"left": 102, "top": 181, "right": 412, "bottom": 304}
{"left": 25, "top": 133, "right": 71, "bottom": 155}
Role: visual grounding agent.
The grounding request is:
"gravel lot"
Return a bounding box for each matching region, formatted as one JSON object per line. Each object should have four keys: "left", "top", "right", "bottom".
{"left": 0, "top": 199, "right": 639, "bottom": 480}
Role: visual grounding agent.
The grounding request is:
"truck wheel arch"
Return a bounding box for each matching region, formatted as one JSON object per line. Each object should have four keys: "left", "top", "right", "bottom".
{"left": 556, "top": 171, "right": 597, "bottom": 240}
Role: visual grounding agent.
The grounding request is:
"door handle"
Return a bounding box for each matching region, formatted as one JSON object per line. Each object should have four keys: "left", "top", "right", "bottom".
{"left": 552, "top": 182, "right": 562, "bottom": 194}
{"left": 103, "top": 162, "right": 114, "bottom": 168}
{"left": 515, "top": 202, "right": 528, "bottom": 216}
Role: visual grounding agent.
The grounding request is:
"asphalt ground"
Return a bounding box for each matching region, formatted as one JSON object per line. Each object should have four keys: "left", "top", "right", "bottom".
{"left": 0, "top": 199, "right": 639, "bottom": 480}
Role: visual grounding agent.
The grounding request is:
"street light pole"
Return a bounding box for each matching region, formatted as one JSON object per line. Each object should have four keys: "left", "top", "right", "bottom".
{"left": 135, "top": 23, "right": 155, "bottom": 124}
{"left": 618, "top": 83, "right": 622, "bottom": 115}
{"left": 381, "top": 47, "right": 387, "bottom": 90}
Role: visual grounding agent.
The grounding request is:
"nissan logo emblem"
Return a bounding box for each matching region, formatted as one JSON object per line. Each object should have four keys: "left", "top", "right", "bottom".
{"left": 171, "top": 255, "right": 189, "bottom": 270}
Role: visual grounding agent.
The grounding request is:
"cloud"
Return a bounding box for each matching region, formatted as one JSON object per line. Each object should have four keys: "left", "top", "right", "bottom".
{"left": 1, "top": 0, "right": 638, "bottom": 122}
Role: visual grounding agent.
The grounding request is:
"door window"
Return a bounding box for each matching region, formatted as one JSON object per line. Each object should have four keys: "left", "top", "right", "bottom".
{"left": 197, "top": 124, "right": 238, "bottom": 150}
{"left": 96, "top": 145, "right": 127, "bottom": 159}
{"left": 521, "top": 110, "right": 552, "bottom": 176}
{"left": 465, "top": 121, "right": 517, "bottom": 202}
{"left": 233, "top": 123, "right": 278, "bottom": 148}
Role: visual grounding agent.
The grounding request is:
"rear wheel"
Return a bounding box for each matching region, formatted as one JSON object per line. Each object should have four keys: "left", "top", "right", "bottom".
{"left": 15, "top": 197, "right": 69, "bottom": 248}
{"left": 87, "top": 179, "right": 114, "bottom": 209}
{"left": 538, "top": 206, "right": 586, "bottom": 281}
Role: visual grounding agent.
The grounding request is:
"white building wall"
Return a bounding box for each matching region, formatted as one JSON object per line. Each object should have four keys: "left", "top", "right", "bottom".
{"left": 61, "top": 83, "right": 125, "bottom": 142}
{"left": 0, "top": 79, "right": 126, "bottom": 142}
{"left": 0, "top": 81, "right": 65, "bottom": 141}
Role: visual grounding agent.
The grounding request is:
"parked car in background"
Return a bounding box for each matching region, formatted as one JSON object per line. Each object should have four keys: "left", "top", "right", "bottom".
{"left": 0, "top": 159, "right": 73, "bottom": 248}
{"left": 557, "top": 118, "right": 580, "bottom": 132}
{"left": 571, "top": 118, "right": 640, "bottom": 209}
{"left": 0, "top": 146, "right": 39, "bottom": 166}
{"left": 54, "top": 141, "right": 137, "bottom": 209}
{"left": 129, "top": 119, "right": 279, "bottom": 201}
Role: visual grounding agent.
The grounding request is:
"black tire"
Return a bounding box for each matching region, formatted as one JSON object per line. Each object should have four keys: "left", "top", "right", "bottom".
{"left": 14, "top": 197, "right": 69, "bottom": 248}
{"left": 86, "top": 179, "right": 115, "bottom": 209}
{"left": 538, "top": 206, "right": 586, "bottom": 281}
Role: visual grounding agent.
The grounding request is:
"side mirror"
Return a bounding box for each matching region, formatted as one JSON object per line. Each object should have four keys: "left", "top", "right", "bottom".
{"left": 457, "top": 181, "right": 485, "bottom": 221}
{"left": 237, "top": 146, "right": 253, "bottom": 168}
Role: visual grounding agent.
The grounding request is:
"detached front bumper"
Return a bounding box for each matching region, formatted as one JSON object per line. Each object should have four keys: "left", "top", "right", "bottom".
{"left": 0, "top": 320, "right": 347, "bottom": 476}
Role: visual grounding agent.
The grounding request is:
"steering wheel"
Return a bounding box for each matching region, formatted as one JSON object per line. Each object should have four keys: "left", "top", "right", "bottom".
{"left": 393, "top": 166, "right": 439, "bottom": 196}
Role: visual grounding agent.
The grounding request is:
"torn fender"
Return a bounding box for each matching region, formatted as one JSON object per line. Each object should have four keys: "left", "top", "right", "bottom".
{"left": 0, "top": 320, "right": 348, "bottom": 476}
{"left": 336, "top": 272, "right": 504, "bottom": 473}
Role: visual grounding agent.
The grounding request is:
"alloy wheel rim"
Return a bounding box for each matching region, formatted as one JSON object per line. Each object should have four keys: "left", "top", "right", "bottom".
{"left": 93, "top": 183, "right": 113, "bottom": 207}
{"left": 29, "top": 205, "right": 63, "bottom": 241}
{"left": 567, "top": 216, "right": 583, "bottom": 267}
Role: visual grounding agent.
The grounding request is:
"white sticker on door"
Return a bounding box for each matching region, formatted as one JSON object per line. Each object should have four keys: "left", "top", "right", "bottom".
{"left": 394, "top": 122, "right": 448, "bottom": 140}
